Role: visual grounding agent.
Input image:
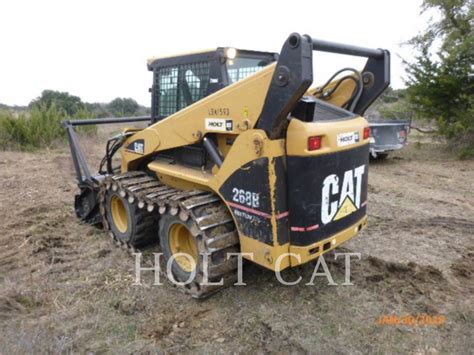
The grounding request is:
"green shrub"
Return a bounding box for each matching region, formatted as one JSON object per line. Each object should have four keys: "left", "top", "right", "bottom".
{"left": 404, "top": 0, "right": 473, "bottom": 158}
{"left": 30, "top": 90, "right": 84, "bottom": 116}
{"left": 0, "top": 104, "right": 96, "bottom": 151}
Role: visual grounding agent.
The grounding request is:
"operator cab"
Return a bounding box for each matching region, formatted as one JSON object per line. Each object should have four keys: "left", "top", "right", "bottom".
{"left": 147, "top": 48, "right": 278, "bottom": 123}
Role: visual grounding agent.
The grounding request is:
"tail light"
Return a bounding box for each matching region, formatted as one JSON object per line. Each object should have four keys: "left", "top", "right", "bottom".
{"left": 363, "top": 127, "right": 371, "bottom": 140}
{"left": 398, "top": 129, "right": 407, "bottom": 142}
{"left": 308, "top": 136, "right": 322, "bottom": 151}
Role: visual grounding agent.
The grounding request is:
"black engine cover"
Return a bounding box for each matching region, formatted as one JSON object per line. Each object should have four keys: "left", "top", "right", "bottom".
{"left": 287, "top": 144, "right": 369, "bottom": 246}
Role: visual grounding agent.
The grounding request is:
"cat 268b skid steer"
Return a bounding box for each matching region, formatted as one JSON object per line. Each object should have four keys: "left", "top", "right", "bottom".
{"left": 64, "top": 33, "right": 390, "bottom": 298}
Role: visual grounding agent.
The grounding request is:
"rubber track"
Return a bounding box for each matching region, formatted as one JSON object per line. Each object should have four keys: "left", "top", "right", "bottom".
{"left": 98, "top": 171, "right": 240, "bottom": 298}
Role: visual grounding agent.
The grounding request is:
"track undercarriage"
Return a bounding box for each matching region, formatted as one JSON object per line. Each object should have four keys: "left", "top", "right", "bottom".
{"left": 98, "top": 172, "right": 239, "bottom": 298}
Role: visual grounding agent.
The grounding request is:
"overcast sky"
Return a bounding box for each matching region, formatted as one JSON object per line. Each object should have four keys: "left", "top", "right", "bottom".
{"left": 0, "top": 0, "right": 428, "bottom": 107}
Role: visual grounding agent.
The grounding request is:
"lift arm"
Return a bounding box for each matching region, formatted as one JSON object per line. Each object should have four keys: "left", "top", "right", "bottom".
{"left": 257, "top": 33, "right": 390, "bottom": 139}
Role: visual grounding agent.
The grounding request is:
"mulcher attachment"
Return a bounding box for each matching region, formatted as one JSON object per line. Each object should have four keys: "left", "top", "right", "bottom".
{"left": 63, "top": 116, "right": 151, "bottom": 225}
{"left": 74, "top": 179, "right": 104, "bottom": 225}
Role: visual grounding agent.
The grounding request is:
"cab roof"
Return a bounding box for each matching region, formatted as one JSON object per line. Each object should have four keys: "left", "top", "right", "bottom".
{"left": 147, "top": 47, "right": 278, "bottom": 69}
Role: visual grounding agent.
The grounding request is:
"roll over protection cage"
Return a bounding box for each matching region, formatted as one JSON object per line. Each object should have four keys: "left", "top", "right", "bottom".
{"left": 257, "top": 33, "right": 390, "bottom": 139}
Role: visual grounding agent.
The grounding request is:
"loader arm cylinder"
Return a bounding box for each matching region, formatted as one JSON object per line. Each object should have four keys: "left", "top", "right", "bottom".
{"left": 203, "top": 136, "right": 224, "bottom": 167}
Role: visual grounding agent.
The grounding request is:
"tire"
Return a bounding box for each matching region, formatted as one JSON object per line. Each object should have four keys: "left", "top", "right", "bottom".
{"left": 159, "top": 213, "right": 198, "bottom": 283}
{"left": 370, "top": 153, "right": 389, "bottom": 161}
{"left": 104, "top": 189, "right": 157, "bottom": 248}
{"left": 158, "top": 200, "right": 239, "bottom": 297}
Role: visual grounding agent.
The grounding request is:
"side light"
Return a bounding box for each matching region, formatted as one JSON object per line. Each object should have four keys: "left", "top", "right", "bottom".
{"left": 226, "top": 47, "right": 237, "bottom": 60}
{"left": 308, "top": 136, "right": 322, "bottom": 151}
{"left": 363, "top": 127, "right": 371, "bottom": 140}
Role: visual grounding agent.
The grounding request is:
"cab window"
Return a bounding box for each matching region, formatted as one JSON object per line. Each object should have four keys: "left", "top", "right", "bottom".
{"left": 226, "top": 57, "right": 271, "bottom": 84}
{"left": 157, "top": 62, "right": 210, "bottom": 117}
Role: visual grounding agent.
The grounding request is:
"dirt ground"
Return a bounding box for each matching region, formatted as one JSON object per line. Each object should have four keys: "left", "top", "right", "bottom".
{"left": 0, "top": 131, "right": 473, "bottom": 354}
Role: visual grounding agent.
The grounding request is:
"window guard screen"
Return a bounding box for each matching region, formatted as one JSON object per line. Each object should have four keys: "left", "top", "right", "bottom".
{"left": 155, "top": 61, "right": 210, "bottom": 118}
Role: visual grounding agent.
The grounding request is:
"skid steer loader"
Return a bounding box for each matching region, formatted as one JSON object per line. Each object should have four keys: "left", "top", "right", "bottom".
{"left": 64, "top": 33, "right": 390, "bottom": 298}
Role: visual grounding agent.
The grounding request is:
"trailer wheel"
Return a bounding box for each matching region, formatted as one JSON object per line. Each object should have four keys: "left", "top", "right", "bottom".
{"left": 370, "top": 153, "right": 389, "bottom": 161}
{"left": 375, "top": 153, "right": 389, "bottom": 160}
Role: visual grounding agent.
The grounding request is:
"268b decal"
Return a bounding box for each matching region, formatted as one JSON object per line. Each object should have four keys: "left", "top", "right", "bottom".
{"left": 232, "top": 188, "right": 260, "bottom": 208}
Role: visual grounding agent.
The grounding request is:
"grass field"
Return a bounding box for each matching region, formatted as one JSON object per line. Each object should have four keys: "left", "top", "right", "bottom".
{"left": 0, "top": 130, "right": 472, "bottom": 353}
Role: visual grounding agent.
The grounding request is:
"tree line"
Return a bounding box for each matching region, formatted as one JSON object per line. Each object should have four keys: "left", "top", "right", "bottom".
{"left": 1, "top": 0, "right": 471, "bottom": 156}
{"left": 26, "top": 90, "right": 150, "bottom": 118}
{"left": 0, "top": 91, "right": 151, "bottom": 151}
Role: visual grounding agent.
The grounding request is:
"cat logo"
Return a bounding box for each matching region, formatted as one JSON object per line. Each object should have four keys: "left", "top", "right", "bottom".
{"left": 321, "top": 165, "right": 366, "bottom": 224}
{"left": 126, "top": 139, "right": 145, "bottom": 155}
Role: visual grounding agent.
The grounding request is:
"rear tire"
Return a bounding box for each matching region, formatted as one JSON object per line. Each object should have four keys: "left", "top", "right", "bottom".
{"left": 159, "top": 213, "right": 199, "bottom": 283}
{"left": 158, "top": 200, "right": 239, "bottom": 298}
